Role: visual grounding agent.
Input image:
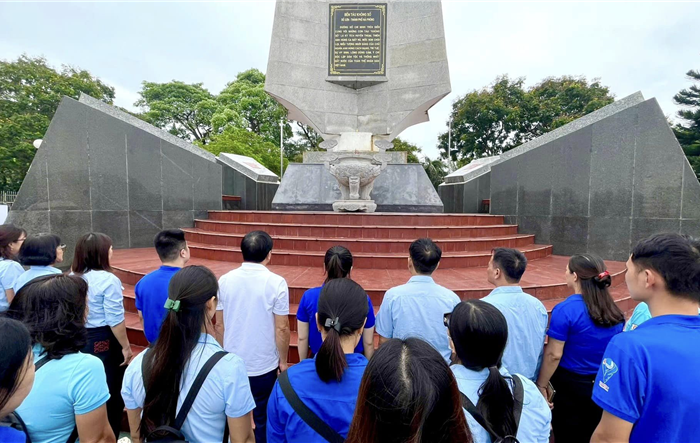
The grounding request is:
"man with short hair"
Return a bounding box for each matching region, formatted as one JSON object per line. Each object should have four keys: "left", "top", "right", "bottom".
{"left": 216, "top": 230, "right": 290, "bottom": 443}
{"left": 591, "top": 233, "right": 700, "bottom": 443}
{"left": 375, "top": 238, "right": 460, "bottom": 362}
{"left": 482, "top": 248, "right": 547, "bottom": 380}
{"left": 135, "top": 229, "right": 189, "bottom": 344}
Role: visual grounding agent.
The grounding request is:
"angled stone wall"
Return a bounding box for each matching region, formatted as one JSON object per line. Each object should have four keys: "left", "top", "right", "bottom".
{"left": 218, "top": 153, "right": 279, "bottom": 210}
{"left": 8, "top": 94, "right": 222, "bottom": 258}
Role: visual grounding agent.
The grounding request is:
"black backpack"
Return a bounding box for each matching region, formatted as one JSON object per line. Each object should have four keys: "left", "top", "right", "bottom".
{"left": 142, "top": 350, "right": 229, "bottom": 443}
{"left": 460, "top": 375, "right": 524, "bottom": 443}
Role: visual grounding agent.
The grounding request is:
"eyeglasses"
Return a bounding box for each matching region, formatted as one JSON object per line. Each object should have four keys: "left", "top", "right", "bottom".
{"left": 443, "top": 312, "right": 452, "bottom": 328}
{"left": 58, "top": 244, "right": 66, "bottom": 250}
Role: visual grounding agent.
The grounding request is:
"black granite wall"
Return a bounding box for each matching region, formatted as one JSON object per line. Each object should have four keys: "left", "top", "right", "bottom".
{"left": 220, "top": 160, "right": 278, "bottom": 210}
{"left": 439, "top": 174, "right": 491, "bottom": 213}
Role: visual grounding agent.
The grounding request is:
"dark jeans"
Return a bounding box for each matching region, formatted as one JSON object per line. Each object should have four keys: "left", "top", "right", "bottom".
{"left": 551, "top": 366, "right": 602, "bottom": 443}
{"left": 82, "top": 326, "right": 125, "bottom": 439}
{"left": 249, "top": 368, "right": 278, "bottom": 443}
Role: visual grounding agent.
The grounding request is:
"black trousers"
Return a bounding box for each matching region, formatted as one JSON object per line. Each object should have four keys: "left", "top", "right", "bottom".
{"left": 249, "top": 368, "right": 278, "bottom": 443}
{"left": 83, "top": 326, "right": 125, "bottom": 439}
{"left": 551, "top": 366, "right": 602, "bottom": 443}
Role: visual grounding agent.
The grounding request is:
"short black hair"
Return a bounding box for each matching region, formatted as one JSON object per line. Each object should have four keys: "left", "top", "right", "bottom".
{"left": 631, "top": 233, "right": 700, "bottom": 301}
{"left": 241, "top": 231, "right": 273, "bottom": 263}
{"left": 154, "top": 229, "right": 187, "bottom": 262}
{"left": 409, "top": 238, "right": 442, "bottom": 275}
{"left": 491, "top": 248, "right": 527, "bottom": 283}
{"left": 18, "top": 233, "right": 61, "bottom": 266}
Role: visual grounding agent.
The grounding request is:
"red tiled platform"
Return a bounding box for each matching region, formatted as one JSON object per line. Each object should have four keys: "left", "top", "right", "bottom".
{"left": 113, "top": 210, "right": 633, "bottom": 364}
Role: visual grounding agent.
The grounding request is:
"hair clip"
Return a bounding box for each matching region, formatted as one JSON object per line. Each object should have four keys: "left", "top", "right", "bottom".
{"left": 324, "top": 317, "right": 342, "bottom": 333}
{"left": 597, "top": 271, "right": 610, "bottom": 279}
{"left": 164, "top": 298, "right": 181, "bottom": 312}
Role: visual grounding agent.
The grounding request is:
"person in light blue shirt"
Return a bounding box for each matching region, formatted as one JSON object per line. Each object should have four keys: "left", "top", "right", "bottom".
{"left": 13, "top": 233, "right": 64, "bottom": 293}
{"left": 122, "top": 265, "right": 255, "bottom": 443}
{"left": 135, "top": 229, "right": 190, "bottom": 343}
{"left": 447, "top": 300, "right": 551, "bottom": 443}
{"left": 297, "top": 246, "right": 375, "bottom": 360}
{"left": 0, "top": 318, "right": 35, "bottom": 443}
{"left": 0, "top": 224, "right": 26, "bottom": 312}
{"left": 482, "top": 248, "right": 547, "bottom": 381}
{"left": 536, "top": 254, "right": 624, "bottom": 443}
{"left": 72, "top": 232, "right": 131, "bottom": 439}
{"left": 375, "top": 238, "right": 460, "bottom": 362}
{"left": 7, "top": 274, "right": 112, "bottom": 443}
{"left": 268, "top": 278, "right": 369, "bottom": 442}
{"left": 625, "top": 301, "right": 700, "bottom": 331}
{"left": 591, "top": 233, "right": 700, "bottom": 443}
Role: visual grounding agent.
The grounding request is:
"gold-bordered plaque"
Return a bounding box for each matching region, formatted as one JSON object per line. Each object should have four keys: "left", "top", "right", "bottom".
{"left": 328, "top": 3, "right": 387, "bottom": 76}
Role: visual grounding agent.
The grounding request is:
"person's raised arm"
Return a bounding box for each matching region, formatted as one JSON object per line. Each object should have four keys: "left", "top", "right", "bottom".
{"left": 591, "top": 411, "right": 633, "bottom": 443}
{"left": 275, "top": 314, "right": 290, "bottom": 372}
{"left": 228, "top": 413, "right": 255, "bottom": 443}
{"left": 536, "top": 338, "right": 564, "bottom": 406}
{"left": 362, "top": 326, "right": 375, "bottom": 359}
{"left": 126, "top": 408, "right": 142, "bottom": 443}
{"left": 75, "top": 405, "right": 115, "bottom": 443}
{"left": 297, "top": 319, "right": 309, "bottom": 361}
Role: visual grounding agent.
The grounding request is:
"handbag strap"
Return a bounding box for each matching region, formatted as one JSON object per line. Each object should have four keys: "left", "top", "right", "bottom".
{"left": 460, "top": 392, "right": 502, "bottom": 442}
{"left": 460, "top": 375, "right": 525, "bottom": 442}
{"left": 278, "top": 371, "right": 345, "bottom": 443}
{"left": 173, "top": 351, "right": 228, "bottom": 430}
{"left": 34, "top": 356, "right": 50, "bottom": 371}
{"left": 511, "top": 374, "right": 524, "bottom": 428}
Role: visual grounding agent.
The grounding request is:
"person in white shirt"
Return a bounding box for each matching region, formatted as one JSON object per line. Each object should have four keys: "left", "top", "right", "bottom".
{"left": 215, "top": 230, "right": 290, "bottom": 443}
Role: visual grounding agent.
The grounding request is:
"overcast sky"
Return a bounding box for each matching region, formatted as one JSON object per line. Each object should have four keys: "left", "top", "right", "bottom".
{"left": 1, "top": 1, "right": 698, "bottom": 159}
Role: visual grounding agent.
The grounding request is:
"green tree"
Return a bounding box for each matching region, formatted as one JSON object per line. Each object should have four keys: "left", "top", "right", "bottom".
{"left": 438, "top": 75, "right": 614, "bottom": 162}
{"left": 202, "top": 126, "right": 287, "bottom": 176}
{"left": 672, "top": 69, "right": 700, "bottom": 179}
{"left": 390, "top": 137, "right": 421, "bottom": 163}
{"left": 0, "top": 55, "right": 115, "bottom": 191}
{"left": 422, "top": 156, "right": 448, "bottom": 191}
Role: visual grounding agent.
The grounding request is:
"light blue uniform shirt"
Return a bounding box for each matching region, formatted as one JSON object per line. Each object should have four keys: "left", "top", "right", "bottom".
{"left": 13, "top": 265, "right": 62, "bottom": 293}
{"left": 451, "top": 365, "right": 551, "bottom": 443}
{"left": 16, "top": 344, "right": 110, "bottom": 443}
{"left": 624, "top": 302, "right": 699, "bottom": 332}
{"left": 376, "top": 275, "right": 460, "bottom": 362}
{"left": 482, "top": 286, "right": 548, "bottom": 380}
{"left": 0, "top": 257, "right": 23, "bottom": 311}
{"left": 122, "top": 333, "right": 256, "bottom": 442}
{"left": 80, "top": 270, "right": 126, "bottom": 328}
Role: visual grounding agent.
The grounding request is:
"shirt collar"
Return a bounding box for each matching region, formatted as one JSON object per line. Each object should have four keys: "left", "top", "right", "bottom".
{"left": 30, "top": 265, "right": 60, "bottom": 272}
{"left": 408, "top": 275, "right": 435, "bottom": 284}
{"left": 638, "top": 314, "right": 700, "bottom": 329}
{"left": 159, "top": 265, "right": 181, "bottom": 271}
{"left": 489, "top": 286, "right": 524, "bottom": 295}
{"left": 452, "top": 363, "right": 510, "bottom": 380}
{"left": 197, "top": 333, "right": 223, "bottom": 347}
{"left": 241, "top": 262, "right": 267, "bottom": 270}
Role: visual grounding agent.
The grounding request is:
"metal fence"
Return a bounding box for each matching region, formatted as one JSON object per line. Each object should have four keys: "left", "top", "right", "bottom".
{"left": 0, "top": 191, "right": 17, "bottom": 205}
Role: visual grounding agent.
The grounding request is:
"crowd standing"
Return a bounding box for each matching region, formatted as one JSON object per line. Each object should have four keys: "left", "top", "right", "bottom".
{"left": 0, "top": 221, "right": 699, "bottom": 443}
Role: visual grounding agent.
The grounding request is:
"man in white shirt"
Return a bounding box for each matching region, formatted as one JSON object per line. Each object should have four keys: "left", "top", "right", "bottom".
{"left": 482, "top": 248, "right": 548, "bottom": 380}
{"left": 216, "top": 230, "right": 290, "bottom": 443}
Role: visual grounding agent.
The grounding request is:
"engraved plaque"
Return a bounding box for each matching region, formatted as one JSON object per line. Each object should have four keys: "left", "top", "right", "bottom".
{"left": 329, "top": 3, "right": 387, "bottom": 76}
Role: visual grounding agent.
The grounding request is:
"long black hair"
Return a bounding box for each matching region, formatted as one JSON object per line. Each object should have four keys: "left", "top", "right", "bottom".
{"left": 72, "top": 232, "right": 113, "bottom": 274}
{"left": 449, "top": 300, "right": 517, "bottom": 439}
{"left": 0, "top": 317, "right": 33, "bottom": 416}
{"left": 568, "top": 254, "right": 624, "bottom": 327}
{"left": 6, "top": 274, "right": 88, "bottom": 359}
{"left": 140, "top": 265, "right": 218, "bottom": 438}
{"left": 346, "top": 338, "right": 472, "bottom": 443}
{"left": 316, "top": 278, "right": 368, "bottom": 382}
{"left": 324, "top": 246, "right": 353, "bottom": 283}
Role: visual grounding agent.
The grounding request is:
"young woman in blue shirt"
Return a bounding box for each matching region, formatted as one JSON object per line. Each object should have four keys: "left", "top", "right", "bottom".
{"left": 13, "top": 233, "right": 64, "bottom": 293}
{"left": 297, "top": 246, "right": 376, "bottom": 360}
{"left": 0, "top": 224, "right": 26, "bottom": 312}
{"left": 0, "top": 318, "right": 35, "bottom": 442}
{"left": 8, "top": 274, "right": 113, "bottom": 443}
{"left": 448, "top": 300, "right": 551, "bottom": 443}
{"left": 267, "top": 277, "right": 370, "bottom": 442}
{"left": 122, "top": 265, "right": 255, "bottom": 443}
{"left": 72, "top": 232, "right": 132, "bottom": 439}
{"left": 536, "top": 254, "right": 624, "bottom": 443}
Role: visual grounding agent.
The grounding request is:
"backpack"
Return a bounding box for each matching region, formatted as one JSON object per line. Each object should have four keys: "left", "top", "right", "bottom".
{"left": 0, "top": 356, "right": 78, "bottom": 443}
{"left": 142, "top": 350, "right": 229, "bottom": 443}
{"left": 460, "top": 375, "right": 524, "bottom": 443}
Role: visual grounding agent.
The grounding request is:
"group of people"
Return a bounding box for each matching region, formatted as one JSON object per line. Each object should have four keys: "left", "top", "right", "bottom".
{"left": 0, "top": 222, "right": 698, "bottom": 443}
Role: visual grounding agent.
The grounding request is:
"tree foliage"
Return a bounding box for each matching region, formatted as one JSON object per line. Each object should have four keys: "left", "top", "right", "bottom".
{"left": 672, "top": 69, "right": 700, "bottom": 178}
{"left": 0, "top": 55, "right": 115, "bottom": 191}
{"left": 390, "top": 137, "right": 421, "bottom": 163}
{"left": 438, "top": 75, "right": 614, "bottom": 162}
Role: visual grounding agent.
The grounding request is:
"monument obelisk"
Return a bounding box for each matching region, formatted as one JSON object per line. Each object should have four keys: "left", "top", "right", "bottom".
{"left": 265, "top": 0, "right": 451, "bottom": 213}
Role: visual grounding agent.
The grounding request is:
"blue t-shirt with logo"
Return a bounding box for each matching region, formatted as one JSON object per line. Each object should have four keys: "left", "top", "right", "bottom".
{"left": 135, "top": 266, "right": 181, "bottom": 343}
{"left": 547, "top": 294, "right": 623, "bottom": 375}
{"left": 297, "top": 285, "right": 375, "bottom": 355}
{"left": 593, "top": 315, "right": 700, "bottom": 442}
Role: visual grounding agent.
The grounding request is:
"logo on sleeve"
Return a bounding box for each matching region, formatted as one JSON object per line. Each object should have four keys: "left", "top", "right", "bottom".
{"left": 598, "top": 358, "right": 618, "bottom": 392}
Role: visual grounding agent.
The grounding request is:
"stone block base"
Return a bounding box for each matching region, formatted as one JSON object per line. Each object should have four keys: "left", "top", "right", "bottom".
{"left": 333, "top": 200, "right": 377, "bottom": 213}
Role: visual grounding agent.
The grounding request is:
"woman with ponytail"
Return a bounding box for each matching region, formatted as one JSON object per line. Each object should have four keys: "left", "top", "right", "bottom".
{"left": 536, "top": 254, "right": 624, "bottom": 443}
{"left": 297, "top": 246, "right": 376, "bottom": 360}
{"left": 267, "top": 278, "right": 370, "bottom": 442}
{"left": 121, "top": 266, "right": 255, "bottom": 443}
{"left": 448, "top": 300, "right": 551, "bottom": 443}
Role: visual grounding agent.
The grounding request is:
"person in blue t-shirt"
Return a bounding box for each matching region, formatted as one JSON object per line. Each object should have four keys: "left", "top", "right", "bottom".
{"left": 591, "top": 233, "right": 700, "bottom": 443}
{"left": 0, "top": 318, "right": 35, "bottom": 442}
{"left": 0, "top": 224, "right": 26, "bottom": 312}
{"left": 536, "top": 254, "right": 624, "bottom": 443}
{"left": 297, "top": 246, "right": 375, "bottom": 360}
{"left": 267, "top": 277, "right": 370, "bottom": 442}
{"left": 135, "top": 229, "right": 190, "bottom": 343}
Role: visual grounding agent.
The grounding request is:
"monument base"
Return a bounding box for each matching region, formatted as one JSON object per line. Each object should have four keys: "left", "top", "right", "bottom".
{"left": 333, "top": 200, "right": 377, "bottom": 213}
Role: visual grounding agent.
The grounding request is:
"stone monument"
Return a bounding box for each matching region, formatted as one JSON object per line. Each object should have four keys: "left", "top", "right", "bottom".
{"left": 265, "top": 0, "right": 450, "bottom": 212}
